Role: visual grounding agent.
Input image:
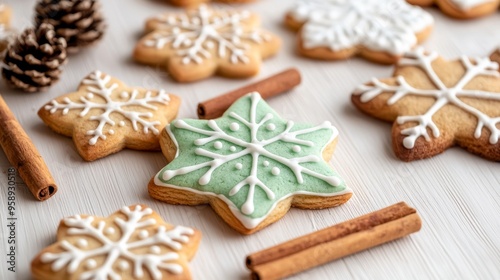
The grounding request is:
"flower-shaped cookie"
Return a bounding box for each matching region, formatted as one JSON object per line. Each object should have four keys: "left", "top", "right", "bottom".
{"left": 134, "top": 5, "right": 281, "bottom": 82}
{"left": 31, "top": 205, "right": 201, "bottom": 280}
{"left": 38, "top": 71, "right": 181, "bottom": 161}
{"left": 352, "top": 48, "right": 500, "bottom": 161}
{"left": 285, "top": 0, "right": 434, "bottom": 64}
{"left": 408, "top": 0, "right": 500, "bottom": 19}
{"left": 149, "top": 92, "right": 352, "bottom": 234}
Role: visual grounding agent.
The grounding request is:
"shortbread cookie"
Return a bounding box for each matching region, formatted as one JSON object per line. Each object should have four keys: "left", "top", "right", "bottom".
{"left": 134, "top": 5, "right": 281, "bottom": 82}
{"left": 38, "top": 71, "right": 181, "bottom": 161}
{"left": 32, "top": 205, "right": 201, "bottom": 280}
{"left": 168, "top": 0, "right": 255, "bottom": 7}
{"left": 407, "top": 0, "right": 500, "bottom": 19}
{"left": 149, "top": 92, "right": 352, "bottom": 234}
{"left": 352, "top": 48, "right": 500, "bottom": 161}
{"left": 0, "top": 5, "right": 14, "bottom": 57}
{"left": 285, "top": 0, "right": 433, "bottom": 64}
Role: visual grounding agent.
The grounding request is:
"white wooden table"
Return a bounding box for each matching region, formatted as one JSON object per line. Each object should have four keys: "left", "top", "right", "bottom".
{"left": 1, "top": 1, "right": 499, "bottom": 279}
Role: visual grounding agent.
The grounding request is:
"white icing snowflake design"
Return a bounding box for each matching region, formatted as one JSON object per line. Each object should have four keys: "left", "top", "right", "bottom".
{"left": 44, "top": 71, "right": 171, "bottom": 145}
{"left": 354, "top": 47, "right": 500, "bottom": 149}
{"left": 40, "top": 205, "right": 195, "bottom": 280}
{"left": 289, "top": 0, "right": 433, "bottom": 55}
{"left": 143, "top": 5, "right": 271, "bottom": 64}
{"left": 155, "top": 92, "right": 350, "bottom": 229}
{"left": 450, "top": 0, "right": 494, "bottom": 10}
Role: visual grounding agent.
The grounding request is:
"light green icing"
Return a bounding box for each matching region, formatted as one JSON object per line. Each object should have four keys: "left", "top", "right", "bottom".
{"left": 155, "top": 92, "right": 348, "bottom": 225}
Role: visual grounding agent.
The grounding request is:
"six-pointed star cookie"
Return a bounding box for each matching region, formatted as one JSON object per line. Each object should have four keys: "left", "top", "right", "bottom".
{"left": 149, "top": 92, "right": 352, "bottom": 235}
{"left": 407, "top": 0, "right": 500, "bottom": 19}
{"left": 352, "top": 48, "right": 500, "bottom": 161}
{"left": 134, "top": 5, "right": 281, "bottom": 82}
{"left": 38, "top": 70, "right": 181, "bottom": 161}
{"left": 285, "top": 0, "right": 434, "bottom": 64}
{"left": 31, "top": 205, "right": 201, "bottom": 280}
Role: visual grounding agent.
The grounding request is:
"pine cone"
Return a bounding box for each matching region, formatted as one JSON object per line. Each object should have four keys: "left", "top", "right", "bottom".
{"left": 35, "top": 0, "right": 105, "bottom": 53}
{"left": 2, "top": 23, "right": 67, "bottom": 92}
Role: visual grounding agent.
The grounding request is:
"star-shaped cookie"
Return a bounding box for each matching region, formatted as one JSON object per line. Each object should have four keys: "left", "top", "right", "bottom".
{"left": 407, "top": 0, "right": 500, "bottom": 19}
{"left": 352, "top": 48, "right": 500, "bottom": 161}
{"left": 134, "top": 5, "right": 281, "bottom": 82}
{"left": 149, "top": 92, "right": 352, "bottom": 234}
{"left": 285, "top": 0, "right": 434, "bottom": 64}
{"left": 38, "top": 71, "right": 181, "bottom": 161}
{"left": 31, "top": 205, "right": 201, "bottom": 280}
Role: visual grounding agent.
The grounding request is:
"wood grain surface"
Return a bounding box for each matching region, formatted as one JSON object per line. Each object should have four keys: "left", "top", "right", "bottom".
{"left": 0, "top": 1, "right": 499, "bottom": 279}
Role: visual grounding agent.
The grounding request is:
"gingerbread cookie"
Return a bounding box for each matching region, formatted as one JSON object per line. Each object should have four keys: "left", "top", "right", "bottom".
{"left": 407, "top": 0, "right": 500, "bottom": 19}
{"left": 149, "top": 92, "right": 352, "bottom": 234}
{"left": 491, "top": 47, "right": 500, "bottom": 66}
{"left": 134, "top": 5, "right": 281, "bottom": 82}
{"left": 31, "top": 205, "right": 201, "bottom": 280}
{"left": 285, "top": 0, "right": 434, "bottom": 64}
{"left": 352, "top": 48, "right": 500, "bottom": 161}
{"left": 167, "top": 0, "right": 255, "bottom": 7}
{"left": 38, "top": 71, "right": 181, "bottom": 161}
{"left": 0, "top": 5, "right": 14, "bottom": 57}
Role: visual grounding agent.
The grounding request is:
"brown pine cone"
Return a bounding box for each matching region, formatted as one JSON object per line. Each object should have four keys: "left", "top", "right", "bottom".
{"left": 2, "top": 23, "right": 67, "bottom": 92}
{"left": 34, "top": 0, "right": 105, "bottom": 53}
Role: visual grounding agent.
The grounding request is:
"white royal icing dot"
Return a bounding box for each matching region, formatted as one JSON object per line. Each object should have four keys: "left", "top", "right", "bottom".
{"left": 150, "top": 245, "right": 161, "bottom": 254}
{"left": 118, "top": 260, "right": 129, "bottom": 271}
{"left": 86, "top": 93, "right": 94, "bottom": 99}
{"left": 76, "top": 239, "right": 88, "bottom": 248}
{"left": 105, "top": 227, "right": 115, "bottom": 235}
{"left": 271, "top": 167, "right": 281, "bottom": 176}
{"left": 292, "top": 145, "right": 301, "bottom": 153}
{"left": 263, "top": 161, "right": 270, "bottom": 167}
{"left": 230, "top": 122, "right": 240, "bottom": 131}
{"left": 120, "top": 91, "right": 129, "bottom": 99}
{"left": 138, "top": 230, "right": 148, "bottom": 239}
{"left": 235, "top": 163, "right": 243, "bottom": 170}
{"left": 119, "top": 121, "right": 125, "bottom": 127}
{"left": 230, "top": 146, "right": 236, "bottom": 152}
{"left": 109, "top": 129, "right": 115, "bottom": 135}
{"left": 214, "top": 141, "right": 223, "bottom": 150}
{"left": 85, "top": 259, "right": 97, "bottom": 269}
{"left": 266, "top": 123, "right": 276, "bottom": 131}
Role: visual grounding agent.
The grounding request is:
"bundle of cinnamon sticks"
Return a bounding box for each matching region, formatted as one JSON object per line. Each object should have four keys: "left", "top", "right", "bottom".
{"left": 246, "top": 202, "right": 422, "bottom": 280}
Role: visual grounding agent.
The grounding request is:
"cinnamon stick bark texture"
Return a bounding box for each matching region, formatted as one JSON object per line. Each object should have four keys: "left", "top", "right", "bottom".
{"left": 197, "top": 68, "right": 301, "bottom": 119}
{"left": 246, "top": 202, "right": 421, "bottom": 280}
{"left": 0, "top": 96, "right": 57, "bottom": 200}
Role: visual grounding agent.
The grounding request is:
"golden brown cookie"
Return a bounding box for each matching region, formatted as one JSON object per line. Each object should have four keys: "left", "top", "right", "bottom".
{"left": 285, "top": 0, "right": 434, "bottom": 64}
{"left": 31, "top": 204, "right": 201, "bottom": 280}
{"left": 491, "top": 47, "right": 500, "bottom": 65}
{"left": 407, "top": 0, "right": 500, "bottom": 19}
{"left": 38, "top": 71, "right": 181, "bottom": 161}
{"left": 0, "top": 4, "right": 12, "bottom": 27}
{"left": 149, "top": 92, "right": 352, "bottom": 235}
{"left": 134, "top": 5, "right": 281, "bottom": 82}
{"left": 352, "top": 48, "right": 500, "bottom": 161}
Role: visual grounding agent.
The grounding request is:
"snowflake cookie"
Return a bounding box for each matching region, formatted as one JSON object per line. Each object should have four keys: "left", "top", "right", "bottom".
{"left": 38, "top": 71, "right": 181, "bottom": 161}
{"left": 285, "top": 0, "right": 434, "bottom": 64}
{"left": 134, "top": 5, "right": 281, "bottom": 82}
{"left": 352, "top": 48, "right": 500, "bottom": 161}
{"left": 407, "top": 0, "right": 500, "bottom": 19}
{"left": 31, "top": 205, "right": 201, "bottom": 280}
{"left": 149, "top": 92, "right": 352, "bottom": 234}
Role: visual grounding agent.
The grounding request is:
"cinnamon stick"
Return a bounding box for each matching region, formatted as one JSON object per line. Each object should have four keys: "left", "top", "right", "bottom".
{"left": 197, "top": 68, "right": 301, "bottom": 119}
{"left": 0, "top": 95, "right": 57, "bottom": 201}
{"left": 247, "top": 202, "right": 421, "bottom": 280}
